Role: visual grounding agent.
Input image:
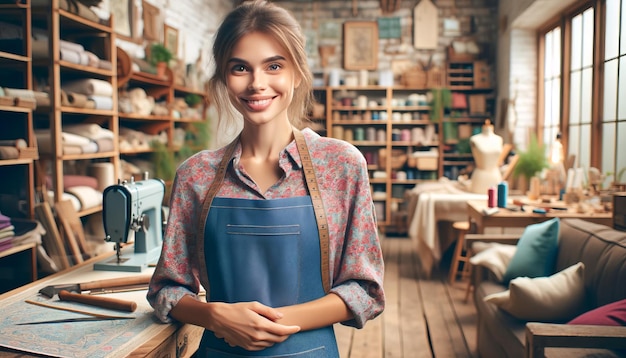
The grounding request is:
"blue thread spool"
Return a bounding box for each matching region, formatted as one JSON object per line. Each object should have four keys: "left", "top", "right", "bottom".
{"left": 497, "top": 181, "right": 508, "bottom": 208}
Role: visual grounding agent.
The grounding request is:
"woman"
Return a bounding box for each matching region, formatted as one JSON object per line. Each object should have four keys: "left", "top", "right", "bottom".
{"left": 147, "top": 1, "right": 385, "bottom": 356}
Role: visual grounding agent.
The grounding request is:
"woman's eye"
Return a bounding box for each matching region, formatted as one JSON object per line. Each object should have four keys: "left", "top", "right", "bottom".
{"left": 231, "top": 64, "right": 247, "bottom": 72}
{"left": 268, "top": 63, "right": 281, "bottom": 71}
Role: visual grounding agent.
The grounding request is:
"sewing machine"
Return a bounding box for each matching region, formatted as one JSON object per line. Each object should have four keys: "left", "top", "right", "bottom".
{"left": 94, "top": 178, "right": 165, "bottom": 272}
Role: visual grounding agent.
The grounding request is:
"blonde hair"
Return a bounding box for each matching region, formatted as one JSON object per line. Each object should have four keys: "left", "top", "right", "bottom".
{"left": 208, "top": 0, "right": 313, "bottom": 133}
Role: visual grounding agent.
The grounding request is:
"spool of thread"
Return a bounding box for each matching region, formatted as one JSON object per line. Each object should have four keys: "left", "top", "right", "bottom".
{"left": 354, "top": 127, "right": 365, "bottom": 141}
{"left": 392, "top": 129, "right": 401, "bottom": 141}
{"left": 396, "top": 171, "right": 407, "bottom": 180}
{"left": 366, "top": 127, "right": 376, "bottom": 141}
{"left": 497, "top": 181, "right": 508, "bottom": 208}
{"left": 376, "top": 129, "right": 386, "bottom": 142}
{"left": 401, "top": 129, "right": 411, "bottom": 142}
{"left": 343, "top": 128, "right": 353, "bottom": 142}
{"left": 332, "top": 126, "right": 344, "bottom": 139}
{"left": 357, "top": 95, "right": 368, "bottom": 108}
{"left": 487, "top": 187, "right": 496, "bottom": 208}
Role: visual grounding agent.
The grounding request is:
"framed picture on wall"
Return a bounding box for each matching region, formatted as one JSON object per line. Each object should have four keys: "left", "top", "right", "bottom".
{"left": 343, "top": 21, "right": 378, "bottom": 70}
{"left": 164, "top": 24, "right": 179, "bottom": 58}
{"left": 110, "top": 0, "right": 136, "bottom": 41}
{"left": 142, "top": 0, "right": 160, "bottom": 42}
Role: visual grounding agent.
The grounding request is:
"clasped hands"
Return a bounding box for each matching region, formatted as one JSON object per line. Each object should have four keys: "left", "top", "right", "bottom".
{"left": 207, "top": 301, "right": 300, "bottom": 351}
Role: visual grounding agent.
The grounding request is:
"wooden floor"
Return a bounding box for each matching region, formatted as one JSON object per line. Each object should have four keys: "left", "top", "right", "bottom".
{"left": 334, "top": 236, "right": 478, "bottom": 358}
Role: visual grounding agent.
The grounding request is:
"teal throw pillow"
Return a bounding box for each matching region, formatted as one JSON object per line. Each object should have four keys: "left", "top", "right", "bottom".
{"left": 502, "top": 217, "right": 560, "bottom": 284}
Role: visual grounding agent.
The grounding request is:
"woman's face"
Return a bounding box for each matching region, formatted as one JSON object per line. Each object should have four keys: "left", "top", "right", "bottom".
{"left": 226, "top": 31, "right": 300, "bottom": 127}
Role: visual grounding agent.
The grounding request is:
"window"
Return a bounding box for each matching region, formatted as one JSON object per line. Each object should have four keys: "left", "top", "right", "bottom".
{"left": 602, "top": 0, "right": 626, "bottom": 185}
{"left": 540, "top": 27, "right": 562, "bottom": 162}
{"left": 538, "top": 0, "right": 625, "bottom": 186}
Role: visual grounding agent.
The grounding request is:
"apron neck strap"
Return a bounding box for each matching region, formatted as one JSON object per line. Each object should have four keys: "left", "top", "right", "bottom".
{"left": 197, "top": 128, "right": 331, "bottom": 295}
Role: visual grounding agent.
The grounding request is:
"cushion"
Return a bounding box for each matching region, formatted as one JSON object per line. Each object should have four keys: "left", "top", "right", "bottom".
{"left": 484, "top": 262, "right": 585, "bottom": 322}
{"left": 568, "top": 299, "right": 626, "bottom": 326}
{"left": 469, "top": 243, "right": 517, "bottom": 282}
{"left": 502, "top": 217, "right": 560, "bottom": 284}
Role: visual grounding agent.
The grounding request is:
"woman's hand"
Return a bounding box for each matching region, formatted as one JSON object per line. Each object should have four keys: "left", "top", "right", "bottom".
{"left": 207, "top": 301, "right": 301, "bottom": 351}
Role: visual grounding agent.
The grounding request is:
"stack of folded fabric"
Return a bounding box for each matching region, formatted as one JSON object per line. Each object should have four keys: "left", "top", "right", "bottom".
{"left": 0, "top": 212, "right": 15, "bottom": 252}
{"left": 45, "top": 174, "right": 103, "bottom": 212}
{"left": 63, "top": 123, "right": 114, "bottom": 153}
{"left": 35, "top": 129, "right": 98, "bottom": 155}
{"left": 61, "top": 78, "right": 113, "bottom": 110}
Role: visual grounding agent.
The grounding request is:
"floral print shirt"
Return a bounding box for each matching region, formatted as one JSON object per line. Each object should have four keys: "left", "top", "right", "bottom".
{"left": 147, "top": 128, "right": 385, "bottom": 328}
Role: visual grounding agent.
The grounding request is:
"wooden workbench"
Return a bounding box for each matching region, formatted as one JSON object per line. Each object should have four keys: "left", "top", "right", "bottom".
{"left": 0, "top": 251, "right": 203, "bottom": 357}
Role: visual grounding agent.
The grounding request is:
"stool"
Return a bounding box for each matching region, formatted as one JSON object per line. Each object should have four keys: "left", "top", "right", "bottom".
{"left": 448, "top": 221, "right": 471, "bottom": 284}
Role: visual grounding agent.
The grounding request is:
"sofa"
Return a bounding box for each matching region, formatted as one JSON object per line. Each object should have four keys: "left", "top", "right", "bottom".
{"left": 471, "top": 218, "right": 626, "bottom": 358}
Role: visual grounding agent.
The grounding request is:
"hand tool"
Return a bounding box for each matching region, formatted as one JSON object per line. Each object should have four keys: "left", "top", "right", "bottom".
{"left": 18, "top": 299, "right": 135, "bottom": 325}
{"left": 16, "top": 316, "right": 135, "bottom": 325}
{"left": 38, "top": 275, "right": 152, "bottom": 298}
{"left": 58, "top": 290, "right": 137, "bottom": 312}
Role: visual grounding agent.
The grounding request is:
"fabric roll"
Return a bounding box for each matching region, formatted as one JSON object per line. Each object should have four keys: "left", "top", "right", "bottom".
{"left": 87, "top": 95, "right": 113, "bottom": 110}
{"left": 66, "top": 92, "right": 88, "bottom": 108}
{"left": 3, "top": 88, "right": 35, "bottom": 99}
{"left": 59, "top": 39, "right": 84, "bottom": 53}
{"left": 0, "top": 146, "right": 19, "bottom": 159}
{"left": 34, "top": 91, "right": 50, "bottom": 107}
{"left": 45, "top": 175, "right": 98, "bottom": 191}
{"left": 95, "top": 138, "right": 114, "bottom": 152}
{"left": 35, "top": 130, "right": 93, "bottom": 154}
{"left": 84, "top": 51, "right": 99, "bottom": 67}
{"left": 65, "top": 186, "right": 103, "bottom": 210}
{"left": 47, "top": 190, "right": 81, "bottom": 212}
{"left": 59, "top": 48, "right": 82, "bottom": 65}
{"left": 62, "top": 145, "right": 82, "bottom": 155}
{"left": 98, "top": 60, "right": 113, "bottom": 70}
{"left": 0, "top": 139, "right": 27, "bottom": 148}
{"left": 64, "top": 123, "right": 114, "bottom": 140}
{"left": 88, "top": 162, "right": 115, "bottom": 191}
{"left": 61, "top": 78, "right": 113, "bottom": 97}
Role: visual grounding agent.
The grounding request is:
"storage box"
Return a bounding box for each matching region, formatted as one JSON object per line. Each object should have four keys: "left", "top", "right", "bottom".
{"left": 415, "top": 157, "right": 438, "bottom": 170}
{"left": 469, "top": 94, "right": 486, "bottom": 114}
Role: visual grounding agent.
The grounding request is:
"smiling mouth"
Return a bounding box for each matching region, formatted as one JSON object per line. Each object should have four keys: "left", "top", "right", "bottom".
{"left": 241, "top": 96, "right": 276, "bottom": 111}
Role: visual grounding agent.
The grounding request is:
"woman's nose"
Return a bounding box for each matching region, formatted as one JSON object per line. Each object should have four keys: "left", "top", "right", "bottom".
{"left": 248, "top": 71, "right": 267, "bottom": 91}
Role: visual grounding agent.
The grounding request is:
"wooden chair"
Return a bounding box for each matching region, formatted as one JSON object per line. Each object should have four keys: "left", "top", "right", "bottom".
{"left": 448, "top": 221, "right": 471, "bottom": 284}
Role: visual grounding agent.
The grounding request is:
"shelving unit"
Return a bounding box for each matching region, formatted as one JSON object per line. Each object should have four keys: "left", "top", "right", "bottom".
{"left": 326, "top": 86, "right": 441, "bottom": 231}
{"left": 0, "top": 0, "right": 37, "bottom": 219}
{"left": 31, "top": 0, "right": 118, "bottom": 217}
{"left": 325, "top": 81, "right": 495, "bottom": 233}
{"left": 116, "top": 47, "right": 210, "bottom": 203}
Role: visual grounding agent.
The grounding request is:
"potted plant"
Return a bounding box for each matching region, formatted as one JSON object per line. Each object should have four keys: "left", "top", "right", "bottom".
{"left": 149, "top": 43, "right": 174, "bottom": 78}
{"left": 513, "top": 133, "right": 549, "bottom": 195}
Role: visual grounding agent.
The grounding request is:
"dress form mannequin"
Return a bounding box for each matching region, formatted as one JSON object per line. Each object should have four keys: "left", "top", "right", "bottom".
{"left": 470, "top": 120, "right": 503, "bottom": 194}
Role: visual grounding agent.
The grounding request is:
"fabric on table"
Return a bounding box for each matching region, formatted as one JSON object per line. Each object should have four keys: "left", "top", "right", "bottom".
{"left": 406, "top": 178, "right": 486, "bottom": 277}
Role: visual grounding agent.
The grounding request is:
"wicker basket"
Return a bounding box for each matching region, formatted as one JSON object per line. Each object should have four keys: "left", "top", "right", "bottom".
{"left": 379, "top": 148, "right": 407, "bottom": 170}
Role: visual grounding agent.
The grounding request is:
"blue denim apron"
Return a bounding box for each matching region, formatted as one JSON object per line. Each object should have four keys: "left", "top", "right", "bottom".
{"left": 195, "top": 129, "right": 339, "bottom": 357}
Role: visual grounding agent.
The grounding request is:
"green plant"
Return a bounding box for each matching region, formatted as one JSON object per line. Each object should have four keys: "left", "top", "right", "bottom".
{"left": 185, "top": 93, "right": 202, "bottom": 108}
{"left": 513, "top": 133, "right": 549, "bottom": 181}
{"left": 149, "top": 43, "right": 174, "bottom": 66}
{"left": 429, "top": 88, "right": 452, "bottom": 121}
